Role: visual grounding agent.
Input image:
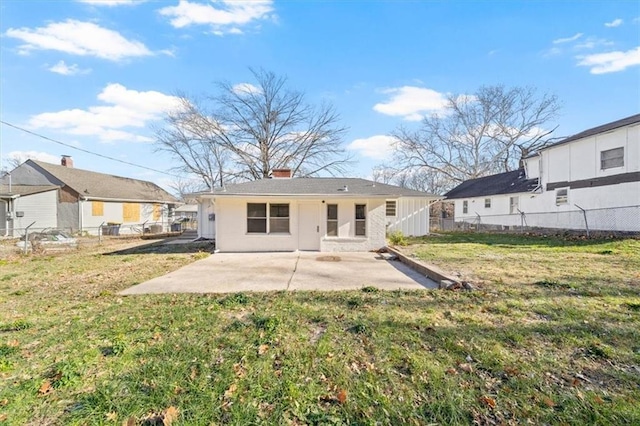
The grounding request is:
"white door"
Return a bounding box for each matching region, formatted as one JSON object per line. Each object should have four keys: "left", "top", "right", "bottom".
{"left": 298, "top": 203, "right": 320, "bottom": 251}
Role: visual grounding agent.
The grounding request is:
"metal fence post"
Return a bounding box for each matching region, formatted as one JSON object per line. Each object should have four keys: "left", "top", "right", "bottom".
{"left": 23, "top": 221, "right": 36, "bottom": 254}
{"left": 574, "top": 204, "right": 590, "bottom": 238}
{"left": 98, "top": 221, "right": 106, "bottom": 244}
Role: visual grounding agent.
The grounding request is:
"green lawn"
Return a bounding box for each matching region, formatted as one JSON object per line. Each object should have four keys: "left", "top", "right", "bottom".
{"left": 0, "top": 234, "right": 639, "bottom": 425}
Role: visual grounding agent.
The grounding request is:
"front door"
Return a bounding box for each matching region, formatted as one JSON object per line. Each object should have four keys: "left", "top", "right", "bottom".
{"left": 298, "top": 203, "right": 320, "bottom": 251}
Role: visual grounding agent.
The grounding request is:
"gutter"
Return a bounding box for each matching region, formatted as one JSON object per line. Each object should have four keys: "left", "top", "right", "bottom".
{"left": 79, "top": 196, "right": 178, "bottom": 204}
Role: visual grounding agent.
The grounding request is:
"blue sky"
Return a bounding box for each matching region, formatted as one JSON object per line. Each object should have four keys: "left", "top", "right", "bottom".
{"left": 1, "top": 0, "right": 639, "bottom": 190}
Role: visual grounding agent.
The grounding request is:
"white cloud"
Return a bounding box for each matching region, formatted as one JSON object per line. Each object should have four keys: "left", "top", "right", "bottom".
{"left": 573, "top": 37, "right": 614, "bottom": 50}
{"left": 347, "top": 135, "right": 397, "bottom": 160}
{"left": 552, "top": 33, "right": 583, "bottom": 44}
{"left": 7, "top": 151, "right": 60, "bottom": 166}
{"left": 373, "top": 86, "right": 448, "bottom": 121}
{"left": 577, "top": 46, "right": 640, "bottom": 74}
{"left": 48, "top": 60, "right": 91, "bottom": 76}
{"left": 604, "top": 18, "right": 623, "bottom": 28}
{"left": 77, "top": 0, "right": 145, "bottom": 5}
{"left": 232, "top": 83, "right": 261, "bottom": 95}
{"left": 159, "top": 0, "right": 274, "bottom": 35}
{"left": 5, "top": 20, "right": 152, "bottom": 61}
{"left": 28, "top": 83, "right": 181, "bottom": 142}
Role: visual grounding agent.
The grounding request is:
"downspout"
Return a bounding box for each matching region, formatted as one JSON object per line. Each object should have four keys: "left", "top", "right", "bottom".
{"left": 78, "top": 198, "right": 84, "bottom": 234}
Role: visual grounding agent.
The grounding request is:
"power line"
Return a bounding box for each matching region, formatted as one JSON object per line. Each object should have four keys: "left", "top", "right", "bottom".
{"left": 0, "top": 120, "right": 182, "bottom": 179}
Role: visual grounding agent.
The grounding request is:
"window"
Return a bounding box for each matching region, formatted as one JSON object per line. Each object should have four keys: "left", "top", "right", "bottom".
{"left": 123, "top": 203, "right": 140, "bottom": 223}
{"left": 247, "top": 203, "right": 290, "bottom": 234}
{"left": 385, "top": 200, "right": 397, "bottom": 217}
{"left": 556, "top": 188, "right": 568, "bottom": 205}
{"left": 269, "top": 204, "right": 290, "bottom": 233}
{"left": 355, "top": 204, "right": 366, "bottom": 236}
{"left": 92, "top": 201, "right": 104, "bottom": 216}
{"left": 509, "top": 196, "right": 519, "bottom": 214}
{"left": 484, "top": 198, "right": 491, "bottom": 208}
{"left": 462, "top": 200, "right": 468, "bottom": 214}
{"left": 153, "top": 204, "right": 161, "bottom": 221}
{"left": 601, "top": 147, "right": 624, "bottom": 169}
{"left": 327, "top": 204, "right": 338, "bottom": 236}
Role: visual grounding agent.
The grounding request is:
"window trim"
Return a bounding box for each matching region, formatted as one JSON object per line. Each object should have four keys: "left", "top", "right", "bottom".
{"left": 355, "top": 204, "right": 366, "bottom": 237}
{"left": 326, "top": 204, "right": 338, "bottom": 237}
{"left": 269, "top": 203, "right": 290, "bottom": 234}
{"left": 247, "top": 203, "right": 267, "bottom": 234}
{"left": 600, "top": 147, "right": 624, "bottom": 170}
{"left": 555, "top": 188, "right": 569, "bottom": 205}
{"left": 484, "top": 198, "right": 491, "bottom": 208}
{"left": 385, "top": 200, "right": 397, "bottom": 217}
{"left": 246, "top": 202, "right": 291, "bottom": 234}
{"left": 462, "top": 200, "right": 468, "bottom": 214}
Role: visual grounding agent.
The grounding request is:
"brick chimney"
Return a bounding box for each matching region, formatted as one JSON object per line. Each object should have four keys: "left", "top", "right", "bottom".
{"left": 61, "top": 155, "right": 74, "bottom": 168}
{"left": 272, "top": 168, "right": 292, "bottom": 178}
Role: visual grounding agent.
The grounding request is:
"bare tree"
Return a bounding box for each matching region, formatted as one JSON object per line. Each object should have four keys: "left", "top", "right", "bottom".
{"left": 392, "top": 85, "right": 560, "bottom": 192}
{"left": 155, "top": 69, "right": 351, "bottom": 186}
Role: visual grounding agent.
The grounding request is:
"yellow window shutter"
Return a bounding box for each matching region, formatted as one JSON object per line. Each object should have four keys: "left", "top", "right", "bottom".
{"left": 92, "top": 201, "right": 104, "bottom": 216}
{"left": 123, "top": 203, "right": 140, "bottom": 223}
{"left": 153, "top": 204, "right": 161, "bottom": 221}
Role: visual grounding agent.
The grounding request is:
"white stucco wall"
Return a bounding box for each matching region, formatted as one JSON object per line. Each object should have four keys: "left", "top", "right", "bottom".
{"left": 81, "top": 200, "right": 170, "bottom": 235}
{"left": 12, "top": 190, "right": 58, "bottom": 233}
{"left": 211, "top": 197, "right": 388, "bottom": 252}
{"left": 386, "top": 197, "right": 430, "bottom": 236}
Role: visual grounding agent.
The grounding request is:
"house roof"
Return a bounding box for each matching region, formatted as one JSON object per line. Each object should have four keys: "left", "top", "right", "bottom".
{"left": 525, "top": 113, "right": 640, "bottom": 158}
{"left": 444, "top": 169, "right": 538, "bottom": 199}
{"left": 28, "top": 160, "right": 178, "bottom": 203}
{"left": 0, "top": 184, "right": 59, "bottom": 198}
{"left": 196, "top": 177, "right": 439, "bottom": 198}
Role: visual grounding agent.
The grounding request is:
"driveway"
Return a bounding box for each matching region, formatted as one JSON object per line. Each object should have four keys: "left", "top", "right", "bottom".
{"left": 120, "top": 251, "right": 437, "bottom": 295}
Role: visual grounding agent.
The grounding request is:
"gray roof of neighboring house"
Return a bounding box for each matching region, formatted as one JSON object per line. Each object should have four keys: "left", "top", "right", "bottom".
{"left": 28, "top": 160, "right": 178, "bottom": 203}
{"left": 196, "top": 178, "right": 439, "bottom": 198}
{"left": 525, "top": 113, "right": 640, "bottom": 158}
{"left": 0, "top": 184, "right": 59, "bottom": 198}
{"left": 444, "top": 169, "right": 538, "bottom": 199}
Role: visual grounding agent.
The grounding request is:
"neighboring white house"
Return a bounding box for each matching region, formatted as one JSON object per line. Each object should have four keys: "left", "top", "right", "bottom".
{"left": 0, "top": 156, "right": 179, "bottom": 236}
{"left": 445, "top": 113, "right": 640, "bottom": 232}
{"left": 193, "top": 170, "right": 438, "bottom": 252}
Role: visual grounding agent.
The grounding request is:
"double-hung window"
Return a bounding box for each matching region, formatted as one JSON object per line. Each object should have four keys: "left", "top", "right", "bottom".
{"left": 462, "top": 200, "right": 468, "bottom": 214}
{"left": 247, "top": 203, "right": 290, "bottom": 234}
{"left": 355, "top": 204, "right": 366, "bottom": 236}
{"left": 509, "top": 196, "right": 519, "bottom": 214}
{"left": 555, "top": 188, "right": 568, "bottom": 205}
{"left": 484, "top": 198, "right": 491, "bottom": 208}
{"left": 600, "top": 147, "right": 624, "bottom": 170}
{"left": 327, "top": 204, "right": 338, "bottom": 236}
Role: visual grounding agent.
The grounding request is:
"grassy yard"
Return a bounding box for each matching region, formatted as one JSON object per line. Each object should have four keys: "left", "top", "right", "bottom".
{"left": 0, "top": 234, "right": 639, "bottom": 425}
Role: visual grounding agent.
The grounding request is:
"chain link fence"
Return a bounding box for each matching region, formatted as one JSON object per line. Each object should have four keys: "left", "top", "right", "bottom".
{"left": 430, "top": 205, "right": 640, "bottom": 237}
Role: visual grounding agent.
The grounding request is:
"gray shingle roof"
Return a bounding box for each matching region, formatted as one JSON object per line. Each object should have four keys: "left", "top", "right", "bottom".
{"left": 525, "top": 113, "right": 640, "bottom": 158}
{"left": 197, "top": 178, "right": 438, "bottom": 198}
{"left": 30, "top": 160, "right": 178, "bottom": 203}
{"left": 0, "top": 184, "right": 59, "bottom": 197}
{"left": 444, "top": 169, "right": 538, "bottom": 199}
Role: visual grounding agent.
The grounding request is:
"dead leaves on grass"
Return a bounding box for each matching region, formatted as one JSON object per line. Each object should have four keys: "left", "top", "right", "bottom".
{"left": 123, "top": 406, "right": 179, "bottom": 426}
{"left": 38, "top": 380, "right": 53, "bottom": 395}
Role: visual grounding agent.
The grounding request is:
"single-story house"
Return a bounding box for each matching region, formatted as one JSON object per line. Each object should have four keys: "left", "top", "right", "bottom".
{"left": 445, "top": 113, "right": 640, "bottom": 232}
{"left": 0, "top": 156, "right": 179, "bottom": 236}
{"left": 193, "top": 169, "right": 439, "bottom": 252}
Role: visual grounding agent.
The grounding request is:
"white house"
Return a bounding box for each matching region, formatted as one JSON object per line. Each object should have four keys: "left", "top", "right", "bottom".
{"left": 0, "top": 157, "right": 179, "bottom": 236}
{"left": 194, "top": 170, "right": 438, "bottom": 252}
{"left": 445, "top": 114, "right": 640, "bottom": 232}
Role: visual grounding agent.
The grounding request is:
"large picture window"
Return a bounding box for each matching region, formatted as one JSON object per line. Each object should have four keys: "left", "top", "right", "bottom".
{"left": 327, "top": 204, "right": 338, "bottom": 236}
{"left": 269, "top": 204, "right": 290, "bottom": 233}
{"left": 600, "top": 147, "right": 624, "bottom": 170}
{"left": 247, "top": 203, "right": 290, "bottom": 234}
{"left": 355, "top": 204, "right": 366, "bottom": 236}
{"left": 247, "top": 203, "right": 267, "bottom": 233}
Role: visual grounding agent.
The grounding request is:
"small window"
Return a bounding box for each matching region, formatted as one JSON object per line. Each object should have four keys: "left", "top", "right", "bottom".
{"left": 556, "top": 188, "right": 568, "bottom": 205}
{"left": 355, "top": 204, "right": 366, "bottom": 236}
{"left": 509, "top": 196, "right": 519, "bottom": 214}
{"left": 600, "top": 147, "right": 624, "bottom": 170}
{"left": 462, "top": 200, "right": 468, "bottom": 214}
{"left": 385, "top": 200, "right": 397, "bottom": 217}
{"left": 484, "top": 198, "right": 491, "bottom": 208}
{"left": 247, "top": 203, "right": 267, "bottom": 233}
{"left": 92, "top": 201, "right": 104, "bottom": 216}
{"left": 327, "top": 204, "right": 338, "bottom": 236}
{"left": 269, "top": 203, "right": 290, "bottom": 233}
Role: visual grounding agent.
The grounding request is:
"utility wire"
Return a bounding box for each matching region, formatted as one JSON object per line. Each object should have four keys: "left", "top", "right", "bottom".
{"left": 0, "top": 120, "right": 182, "bottom": 178}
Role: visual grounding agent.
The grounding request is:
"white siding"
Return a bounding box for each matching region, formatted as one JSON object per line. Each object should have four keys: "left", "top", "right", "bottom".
{"left": 81, "top": 200, "right": 170, "bottom": 235}
{"left": 13, "top": 190, "right": 58, "bottom": 232}
{"left": 386, "top": 197, "right": 430, "bottom": 236}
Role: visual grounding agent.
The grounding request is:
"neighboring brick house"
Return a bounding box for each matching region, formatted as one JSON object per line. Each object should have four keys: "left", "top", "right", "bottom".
{"left": 193, "top": 169, "right": 438, "bottom": 252}
{"left": 0, "top": 156, "right": 178, "bottom": 236}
